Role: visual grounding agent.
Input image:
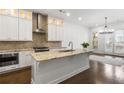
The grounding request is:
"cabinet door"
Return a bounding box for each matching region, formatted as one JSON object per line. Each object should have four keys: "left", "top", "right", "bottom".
{"left": 19, "top": 18, "right": 32, "bottom": 41}
{"left": 48, "top": 24, "right": 63, "bottom": 41}
{"left": 26, "top": 20, "right": 32, "bottom": 41}
{"left": 53, "top": 24, "right": 57, "bottom": 41}
{"left": 19, "top": 52, "right": 26, "bottom": 67}
{"left": 56, "top": 26, "right": 62, "bottom": 41}
{"left": 19, "top": 51, "right": 32, "bottom": 67}
{"left": 56, "top": 25, "right": 63, "bottom": 41}
{"left": 56, "top": 25, "right": 59, "bottom": 41}
{"left": 48, "top": 24, "right": 53, "bottom": 41}
{"left": 25, "top": 51, "right": 32, "bottom": 66}
{"left": 0, "top": 15, "right": 18, "bottom": 41}
{"left": 48, "top": 24, "right": 56, "bottom": 41}
{"left": 0, "top": 15, "right": 5, "bottom": 40}
{"left": 60, "top": 26, "right": 63, "bottom": 41}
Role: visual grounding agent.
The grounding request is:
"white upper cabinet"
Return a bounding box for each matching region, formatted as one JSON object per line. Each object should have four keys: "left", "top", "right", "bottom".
{"left": 19, "top": 18, "right": 32, "bottom": 41}
{"left": 48, "top": 23, "right": 57, "bottom": 41}
{"left": 48, "top": 17, "right": 64, "bottom": 41}
{"left": 0, "top": 9, "right": 32, "bottom": 41}
{"left": 18, "top": 10, "right": 32, "bottom": 41}
{"left": 0, "top": 15, "right": 5, "bottom": 40}
{"left": 0, "top": 15, "right": 18, "bottom": 41}
{"left": 48, "top": 24, "right": 53, "bottom": 41}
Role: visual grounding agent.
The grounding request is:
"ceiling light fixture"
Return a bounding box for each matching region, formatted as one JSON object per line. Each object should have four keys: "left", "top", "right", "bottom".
{"left": 104, "top": 17, "right": 108, "bottom": 32}
{"left": 59, "top": 10, "right": 65, "bottom": 13}
{"left": 99, "top": 17, "right": 113, "bottom": 34}
{"left": 95, "top": 24, "right": 98, "bottom": 26}
{"left": 66, "top": 12, "right": 70, "bottom": 16}
{"left": 59, "top": 10, "right": 70, "bottom": 16}
{"left": 111, "top": 29, "right": 114, "bottom": 31}
{"left": 78, "top": 17, "right": 82, "bottom": 21}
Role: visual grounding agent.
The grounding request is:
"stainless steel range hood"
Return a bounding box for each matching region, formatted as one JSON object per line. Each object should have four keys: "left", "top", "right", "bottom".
{"left": 35, "top": 13, "right": 45, "bottom": 32}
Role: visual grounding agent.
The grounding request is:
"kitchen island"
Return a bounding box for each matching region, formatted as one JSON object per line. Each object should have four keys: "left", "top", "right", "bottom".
{"left": 31, "top": 49, "right": 91, "bottom": 84}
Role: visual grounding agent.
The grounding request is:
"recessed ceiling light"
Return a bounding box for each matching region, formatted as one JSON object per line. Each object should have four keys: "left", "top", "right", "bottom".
{"left": 111, "top": 29, "right": 114, "bottom": 31}
{"left": 99, "top": 30, "right": 104, "bottom": 33}
{"left": 78, "top": 17, "right": 82, "bottom": 21}
{"left": 95, "top": 24, "right": 98, "bottom": 26}
{"left": 66, "top": 12, "right": 70, "bottom": 16}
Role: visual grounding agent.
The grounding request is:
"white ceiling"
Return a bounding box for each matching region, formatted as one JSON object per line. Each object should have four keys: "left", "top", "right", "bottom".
{"left": 29, "top": 9, "right": 124, "bottom": 28}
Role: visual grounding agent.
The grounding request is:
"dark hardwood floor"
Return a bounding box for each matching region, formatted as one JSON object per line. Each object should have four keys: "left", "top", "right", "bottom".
{"left": 60, "top": 60, "right": 124, "bottom": 84}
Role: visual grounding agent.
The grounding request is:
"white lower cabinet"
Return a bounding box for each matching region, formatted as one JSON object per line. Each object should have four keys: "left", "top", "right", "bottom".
{"left": 0, "top": 15, "right": 18, "bottom": 41}
{"left": 19, "top": 18, "right": 32, "bottom": 41}
{"left": 25, "top": 51, "right": 32, "bottom": 66}
{"left": 19, "top": 51, "right": 32, "bottom": 67}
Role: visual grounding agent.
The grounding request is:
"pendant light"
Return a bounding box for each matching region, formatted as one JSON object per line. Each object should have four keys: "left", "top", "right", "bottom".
{"left": 104, "top": 17, "right": 108, "bottom": 32}
{"left": 100, "top": 17, "right": 113, "bottom": 34}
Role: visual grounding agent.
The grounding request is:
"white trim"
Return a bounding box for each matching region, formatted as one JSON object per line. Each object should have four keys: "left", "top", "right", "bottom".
{"left": 47, "top": 65, "right": 89, "bottom": 84}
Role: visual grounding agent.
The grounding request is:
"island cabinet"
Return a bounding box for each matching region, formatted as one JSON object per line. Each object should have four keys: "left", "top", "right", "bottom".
{"left": 47, "top": 17, "right": 64, "bottom": 41}
{"left": 0, "top": 9, "right": 32, "bottom": 41}
{"left": 0, "top": 66, "right": 31, "bottom": 84}
{"left": 31, "top": 50, "right": 90, "bottom": 84}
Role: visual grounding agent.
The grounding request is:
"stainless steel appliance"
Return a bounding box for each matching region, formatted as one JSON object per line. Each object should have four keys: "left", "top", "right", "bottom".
{"left": 35, "top": 13, "right": 45, "bottom": 32}
{"left": 0, "top": 52, "right": 19, "bottom": 67}
{"left": 33, "top": 47, "right": 49, "bottom": 52}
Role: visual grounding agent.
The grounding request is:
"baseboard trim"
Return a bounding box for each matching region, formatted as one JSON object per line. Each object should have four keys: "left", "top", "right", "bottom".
{"left": 47, "top": 65, "right": 89, "bottom": 84}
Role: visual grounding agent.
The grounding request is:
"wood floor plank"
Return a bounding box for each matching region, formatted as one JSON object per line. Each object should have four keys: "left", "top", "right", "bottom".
{"left": 60, "top": 57, "right": 124, "bottom": 84}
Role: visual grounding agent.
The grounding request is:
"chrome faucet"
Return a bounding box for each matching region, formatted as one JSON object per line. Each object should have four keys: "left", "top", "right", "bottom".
{"left": 68, "top": 41, "right": 73, "bottom": 50}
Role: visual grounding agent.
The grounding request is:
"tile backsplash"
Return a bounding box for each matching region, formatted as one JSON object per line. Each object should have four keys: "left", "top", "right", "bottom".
{"left": 0, "top": 33, "right": 61, "bottom": 50}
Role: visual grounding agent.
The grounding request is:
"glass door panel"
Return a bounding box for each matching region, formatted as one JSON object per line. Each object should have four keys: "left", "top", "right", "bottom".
{"left": 95, "top": 29, "right": 124, "bottom": 54}
{"left": 114, "top": 30, "right": 124, "bottom": 54}
{"left": 97, "top": 33, "right": 105, "bottom": 52}
{"left": 105, "top": 33, "right": 114, "bottom": 53}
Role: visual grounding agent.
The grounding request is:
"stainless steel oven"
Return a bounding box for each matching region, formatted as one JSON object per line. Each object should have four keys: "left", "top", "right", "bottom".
{"left": 0, "top": 52, "right": 19, "bottom": 68}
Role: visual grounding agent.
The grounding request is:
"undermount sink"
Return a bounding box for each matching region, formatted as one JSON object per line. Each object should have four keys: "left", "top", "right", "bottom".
{"left": 59, "top": 49, "right": 75, "bottom": 52}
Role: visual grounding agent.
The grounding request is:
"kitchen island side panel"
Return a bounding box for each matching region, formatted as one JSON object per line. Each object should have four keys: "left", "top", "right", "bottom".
{"left": 32, "top": 53, "right": 89, "bottom": 84}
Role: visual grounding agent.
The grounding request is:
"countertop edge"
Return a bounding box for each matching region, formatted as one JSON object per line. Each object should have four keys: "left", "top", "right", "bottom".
{"left": 32, "top": 50, "right": 92, "bottom": 62}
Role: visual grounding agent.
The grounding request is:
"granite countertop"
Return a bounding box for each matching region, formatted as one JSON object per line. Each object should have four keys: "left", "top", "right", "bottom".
{"left": 0, "top": 47, "right": 66, "bottom": 53}
{"left": 31, "top": 49, "right": 92, "bottom": 62}
{"left": 0, "top": 48, "right": 34, "bottom": 53}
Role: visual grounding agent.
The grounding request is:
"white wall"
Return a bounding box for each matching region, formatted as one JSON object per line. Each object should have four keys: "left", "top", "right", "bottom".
{"left": 62, "top": 21, "right": 90, "bottom": 49}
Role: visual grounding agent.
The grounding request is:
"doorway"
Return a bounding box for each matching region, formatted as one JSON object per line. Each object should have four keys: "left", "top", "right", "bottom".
{"left": 93, "top": 30, "right": 124, "bottom": 54}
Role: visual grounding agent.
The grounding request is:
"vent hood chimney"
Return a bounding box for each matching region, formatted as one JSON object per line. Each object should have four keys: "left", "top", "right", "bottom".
{"left": 36, "top": 13, "right": 45, "bottom": 32}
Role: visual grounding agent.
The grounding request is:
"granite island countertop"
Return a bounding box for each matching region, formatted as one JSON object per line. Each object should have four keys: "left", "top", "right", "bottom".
{"left": 31, "top": 49, "right": 92, "bottom": 62}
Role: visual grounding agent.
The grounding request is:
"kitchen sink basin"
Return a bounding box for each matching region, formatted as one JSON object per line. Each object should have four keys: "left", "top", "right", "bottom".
{"left": 59, "top": 49, "right": 75, "bottom": 52}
